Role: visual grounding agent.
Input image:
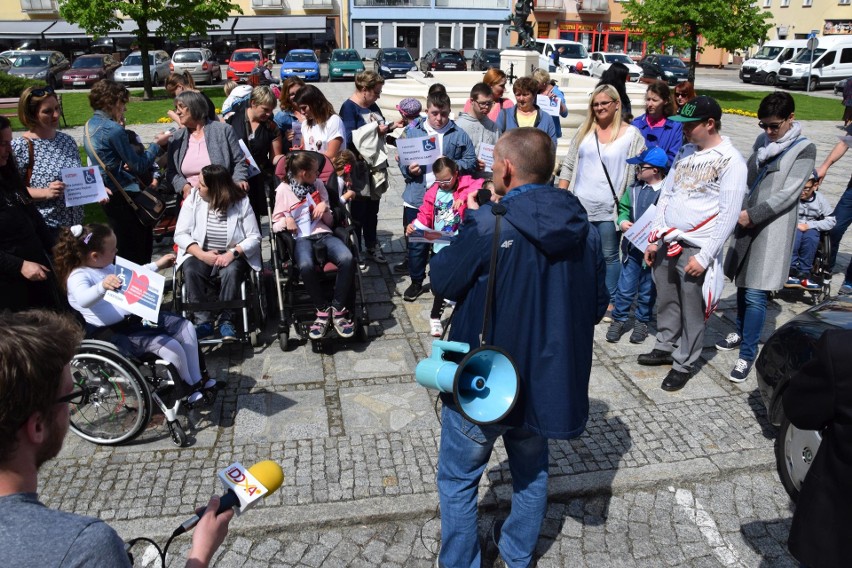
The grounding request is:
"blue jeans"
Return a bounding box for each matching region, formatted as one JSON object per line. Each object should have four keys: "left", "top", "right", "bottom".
{"left": 791, "top": 228, "right": 821, "bottom": 275}
{"left": 592, "top": 221, "right": 621, "bottom": 298}
{"left": 735, "top": 287, "right": 769, "bottom": 362}
{"left": 828, "top": 183, "right": 852, "bottom": 270}
{"left": 294, "top": 233, "right": 354, "bottom": 310}
{"left": 437, "top": 404, "right": 548, "bottom": 568}
{"left": 611, "top": 247, "right": 656, "bottom": 323}
{"left": 182, "top": 255, "right": 251, "bottom": 325}
{"left": 405, "top": 206, "right": 430, "bottom": 282}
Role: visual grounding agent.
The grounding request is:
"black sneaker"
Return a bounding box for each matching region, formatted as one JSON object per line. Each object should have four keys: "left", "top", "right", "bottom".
{"left": 729, "top": 358, "right": 753, "bottom": 383}
{"left": 661, "top": 368, "right": 692, "bottom": 392}
{"left": 605, "top": 320, "right": 625, "bottom": 343}
{"left": 715, "top": 332, "right": 742, "bottom": 351}
{"left": 403, "top": 280, "right": 423, "bottom": 302}
{"left": 393, "top": 259, "right": 409, "bottom": 274}
{"left": 630, "top": 322, "right": 649, "bottom": 344}
{"left": 637, "top": 349, "right": 673, "bottom": 366}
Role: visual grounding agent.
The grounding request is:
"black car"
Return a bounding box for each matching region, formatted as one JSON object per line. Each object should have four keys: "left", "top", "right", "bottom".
{"left": 374, "top": 48, "right": 417, "bottom": 79}
{"left": 755, "top": 296, "right": 852, "bottom": 501}
{"left": 471, "top": 48, "right": 501, "bottom": 71}
{"left": 638, "top": 54, "right": 689, "bottom": 85}
{"left": 420, "top": 48, "right": 467, "bottom": 72}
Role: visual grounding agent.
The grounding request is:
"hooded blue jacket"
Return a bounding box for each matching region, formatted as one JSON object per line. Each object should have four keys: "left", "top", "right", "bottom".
{"left": 430, "top": 183, "right": 609, "bottom": 439}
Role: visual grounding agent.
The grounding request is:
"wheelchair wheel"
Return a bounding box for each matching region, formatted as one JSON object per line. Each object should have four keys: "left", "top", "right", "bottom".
{"left": 278, "top": 326, "right": 289, "bottom": 352}
{"left": 69, "top": 350, "right": 152, "bottom": 445}
{"left": 168, "top": 419, "right": 187, "bottom": 447}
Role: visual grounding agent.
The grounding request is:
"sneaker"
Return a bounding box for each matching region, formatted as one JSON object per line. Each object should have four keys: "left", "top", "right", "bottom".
{"left": 196, "top": 322, "right": 215, "bottom": 339}
{"left": 218, "top": 321, "right": 237, "bottom": 342}
{"left": 729, "top": 358, "right": 753, "bottom": 383}
{"left": 630, "top": 322, "right": 649, "bottom": 344}
{"left": 393, "top": 259, "right": 409, "bottom": 274}
{"left": 403, "top": 280, "right": 423, "bottom": 302}
{"left": 839, "top": 282, "right": 852, "bottom": 295}
{"left": 800, "top": 278, "right": 821, "bottom": 290}
{"left": 309, "top": 308, "right": 331, "bottom": 340}
{"left": 358, "top": 260, "right": 369, "bottom": 273}
{"left": 605, "top": 320, "right": 625, "bottom": 343}
{"left": 430, "top": 318, "right": 443, "bottom": 337}
{"left": 715, "top": 332, "right": 742, "bottom": 351}
{"left": 367, "top": 246, "right": 388, "bottom": 264}
{"left": 784, "top": 276, "right": 801, "bottom": 288}
{"left": 332, "top": 307, "right": 355, "bottom": 339}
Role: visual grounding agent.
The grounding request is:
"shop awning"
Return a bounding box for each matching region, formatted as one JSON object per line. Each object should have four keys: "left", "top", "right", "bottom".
{"left": 207, "top": 17, "right": 239, "bottom": 36}
{"left": 231, "top": 16, "right": 326, "bottom": 34}
{"left": 0, "top": 20, "right": 54, "bottom": 37}
{"left": 43, "top": 21, "right": 88, "bottom": 38}
{"left": 112, "top": 19, "right": 161, "bottom": 37}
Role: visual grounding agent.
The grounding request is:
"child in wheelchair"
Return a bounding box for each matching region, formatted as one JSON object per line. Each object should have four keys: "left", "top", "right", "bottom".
{"left": 786, "top": 172, "right": 836, "bottom": 290}
{"left": 53, "top": 223, "right": 220, "bottom": 406}
{"left": 272, "top": 152, "right": 356, "bottom": 339}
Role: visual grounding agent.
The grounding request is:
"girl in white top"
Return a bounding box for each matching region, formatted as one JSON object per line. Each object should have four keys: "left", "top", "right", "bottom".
{"left": 293, "top": 85, "right": 347, "bottom": 159}
{"left": 53, "top": 223, "right": 219, "bottom": 404}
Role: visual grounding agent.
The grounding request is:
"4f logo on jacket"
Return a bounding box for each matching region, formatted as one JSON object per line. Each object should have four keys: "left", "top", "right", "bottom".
{"left": 501, "top": 239, "right": 513, "bottom": 249}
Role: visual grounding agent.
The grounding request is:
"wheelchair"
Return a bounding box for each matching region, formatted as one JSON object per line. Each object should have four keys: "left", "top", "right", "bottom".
{"left": 780, "top": 230, "right": 832, "bottom": 304}
{"left": 268, "top": 151, "right": 370, "bottom": 352}
{"left": 68, "top": 339, "right": 215, "bottom": 447}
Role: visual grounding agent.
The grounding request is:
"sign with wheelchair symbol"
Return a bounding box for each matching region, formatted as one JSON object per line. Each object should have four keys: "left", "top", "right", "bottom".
{"left": 104, "top": 256, "right": 166, "bottom": 321}
{"left": 61, "top": 166, "right": 108, "bottom": 207}
{"left": 536, "top": 94, "right": 561, "bottom": 117}
{"left": 396, "top": 136, "right": 441, "bottom": 169}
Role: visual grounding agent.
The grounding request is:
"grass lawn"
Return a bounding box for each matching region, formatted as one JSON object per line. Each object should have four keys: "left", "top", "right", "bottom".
{"left": 702, "top": 89, "right": 842, "bottom": 121}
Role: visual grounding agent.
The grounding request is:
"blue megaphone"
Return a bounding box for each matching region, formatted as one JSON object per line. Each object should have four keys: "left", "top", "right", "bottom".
{"left": 415, "top": 340, "right": 520, "bottom": 425}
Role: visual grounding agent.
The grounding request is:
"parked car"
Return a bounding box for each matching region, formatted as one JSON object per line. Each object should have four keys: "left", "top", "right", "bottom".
{"left": 638, "top": 54, "right": 689, "bottom": 85}
{"left": 420, "top": 48, "right": 467, "bottom": 72}
{"left": 588, "top": 52, "right": 642, "bottom": 82}
{"left": 8, "top": 50, "right": 70, "bottom": 89}
{"left": 0, "top": 50, "right": 31, "bottom": 65}
{"left": 114, "top": 50, "right": 171, "bottom": 86}
{"left": 171, "top": 48, "right": 221, "bottom": 85}
{"left": 755, "top": 296, "right": 852, "bottom": 501}
{"left": 61, "top": 53, "right": 120, "bottom": 89}
{"left": 327, "top": 49, "right": 364, "bottom": 82}
{"left": 279, "top": 49, "right": 321, "bottom": 82}
{"left": 471, "top": 48, "right": 501, "bottom": 71}
{"left": 226, "top": 48, "right": 266, "bottom": 83}
{"left": 0, "top": 56, "right": 10, "bottom": 74}
{"left": 373, "top": 48, "right": 417, "bottom": 79}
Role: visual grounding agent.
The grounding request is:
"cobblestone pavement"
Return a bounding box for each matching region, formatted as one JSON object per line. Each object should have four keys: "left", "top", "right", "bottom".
{"left": 40, "top": 90, "right": 852, "bottom": 567}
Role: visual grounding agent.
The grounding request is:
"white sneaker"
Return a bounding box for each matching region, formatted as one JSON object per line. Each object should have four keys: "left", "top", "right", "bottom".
{"left": 429, "top": 318, "right": 443, "bottom": 337}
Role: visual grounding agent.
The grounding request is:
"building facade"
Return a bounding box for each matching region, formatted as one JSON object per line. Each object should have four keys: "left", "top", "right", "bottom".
{"left": 761, "top": 0, "right": 852, "bottom": 42}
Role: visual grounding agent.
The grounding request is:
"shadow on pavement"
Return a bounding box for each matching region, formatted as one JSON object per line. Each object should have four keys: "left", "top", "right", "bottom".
{"left": 740, "top": 517, "right": 798, "bottom": 567}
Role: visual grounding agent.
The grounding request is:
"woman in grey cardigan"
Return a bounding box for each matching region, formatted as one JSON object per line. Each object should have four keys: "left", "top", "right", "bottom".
{"left": 166, "top": 91, "right": 249, "bottom": 199}
{"left": 720, "top": 92, "right": 816, "bottom": 382}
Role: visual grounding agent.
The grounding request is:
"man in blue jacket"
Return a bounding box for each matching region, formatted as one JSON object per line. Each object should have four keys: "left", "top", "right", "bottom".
{"left": 430, "top": 128, "right": 608, "bottom": 568}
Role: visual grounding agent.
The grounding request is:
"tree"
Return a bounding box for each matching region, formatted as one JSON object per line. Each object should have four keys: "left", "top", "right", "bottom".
{"left": 59, "top": 0, "right": 242, "bottom": 99}
{"left": 622, "top": 0, "right": 772, "bottom": 83}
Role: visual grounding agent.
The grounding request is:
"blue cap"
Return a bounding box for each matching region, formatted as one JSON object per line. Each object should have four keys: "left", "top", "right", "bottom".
{"left": 626, "top": 146, "right": 668, "bottom": 168}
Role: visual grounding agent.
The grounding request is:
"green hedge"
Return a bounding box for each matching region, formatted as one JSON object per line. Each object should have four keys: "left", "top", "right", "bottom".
{"left": 0, "top": 73, "right": 47, "bottom": 98}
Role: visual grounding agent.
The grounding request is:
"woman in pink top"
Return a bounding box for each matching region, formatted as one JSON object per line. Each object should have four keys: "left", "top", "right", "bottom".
{"left": 462, "top": 68, "right": 514, "bottom": 121}
{"left": 272, "top": 152, "right": 355, "bottom": 340}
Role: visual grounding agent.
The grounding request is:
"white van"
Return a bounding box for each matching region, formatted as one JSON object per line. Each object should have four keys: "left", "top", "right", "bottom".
{"left": 739, "top": 39, "right": 807, "bottom": 86}
{"left": 777, "top": 36, "right": 852, "bottom": 91}
{"left": 533, "top": 39, "right": 593, "bottom": 74}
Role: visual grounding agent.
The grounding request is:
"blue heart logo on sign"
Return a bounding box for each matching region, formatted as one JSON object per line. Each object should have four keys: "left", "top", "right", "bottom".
{"left": 83, "top": 168, "right": 96, "bottom": 184}
{"left": 422, "top": 137, "right": 437, "bottom": 152}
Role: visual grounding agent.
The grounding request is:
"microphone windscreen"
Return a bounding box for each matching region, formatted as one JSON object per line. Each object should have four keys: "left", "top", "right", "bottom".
{"left": 248, "top": 460, "right": 285, "bottom": 494}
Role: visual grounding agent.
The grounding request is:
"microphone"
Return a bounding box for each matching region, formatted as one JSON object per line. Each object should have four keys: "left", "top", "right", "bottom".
{"left": 173, "top": 460, "right": 284, "bottom": 537}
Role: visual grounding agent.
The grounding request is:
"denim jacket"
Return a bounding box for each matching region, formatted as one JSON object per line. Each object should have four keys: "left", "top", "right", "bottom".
{"left": 83, "top": 110, "right": 160, "bottom": 193}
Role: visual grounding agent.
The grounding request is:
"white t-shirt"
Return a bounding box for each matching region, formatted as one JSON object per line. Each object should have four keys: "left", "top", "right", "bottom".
{"left": 573, "top": 127, "right": 637, "bottom": 223}
{"left": 303, "top": 115, "right": 347, "bottom": 153}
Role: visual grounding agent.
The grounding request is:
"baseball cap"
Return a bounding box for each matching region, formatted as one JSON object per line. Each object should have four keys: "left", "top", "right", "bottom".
{"left": 396, "top": 97, "right": 423, "bottom": 119}
{"left": 670, "top": 95, "right": 722, "bottom": 123}
{"left": 626, "top": 146, "right": 668, "bottom": 168}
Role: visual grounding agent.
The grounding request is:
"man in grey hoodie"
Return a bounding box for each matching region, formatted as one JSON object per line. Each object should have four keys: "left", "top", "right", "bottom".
{"left": 456, "top": 82, "right": 500, "bottom": 180}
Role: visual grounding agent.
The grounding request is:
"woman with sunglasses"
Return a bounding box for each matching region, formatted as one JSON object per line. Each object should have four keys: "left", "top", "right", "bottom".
{"left": 12, "top": 86, "right": 82, "bottom": 238}
{"left": 720, "top": 91, "right": 816, "bottom": 383}
{"left": 293, "top": 85, "right": 346, "bottom": 160}
{"left": 558, "top": 84, "right": 646, "bottom": 305}
{"left": 631, "top": 80, "right": 683, "bottom": 167}
{"left": 673, "top": 81, "right": 696, "bottom": 112}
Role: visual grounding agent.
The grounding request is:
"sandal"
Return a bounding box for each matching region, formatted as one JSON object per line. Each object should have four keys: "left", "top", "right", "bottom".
{"left": 309, "top": 308, "right": 331, "bottom": 340}
{"left": 332, "top": 307, "right": 355, "bottom": 339}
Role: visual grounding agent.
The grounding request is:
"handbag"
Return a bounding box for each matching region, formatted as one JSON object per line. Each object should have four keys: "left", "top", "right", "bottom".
{"left": 85, "top": 122, "right": 166, "bottom": 228}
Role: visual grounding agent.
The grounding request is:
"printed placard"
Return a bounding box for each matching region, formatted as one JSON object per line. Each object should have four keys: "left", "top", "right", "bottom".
{"left": 290, "top": 192, "right": 322, "bottom": 239}
{"left": 408, "top": 219, "right": 455, "bottom": 245}
{"left": 396, "top": 136, "right": 441, "bottom": 169}
{"left": 478, "top": 143, "right": 495, "bottom": 172}
{"left": 623, "top": 204, "right": 657, "bottom": 253}
{"left": 536, "top": 94, "right": 561, "bottom": 117}
{"left": 238, "top": 139, "right": 262, "bottom": 178}
{"left": 104, "top": 256, "right": 165, "bottom": 321}
{"left": 61, "top": 167, "right": 108, "bottom": 207}
{"left": 292, "top": 122, "right": 303, "bottom": 148}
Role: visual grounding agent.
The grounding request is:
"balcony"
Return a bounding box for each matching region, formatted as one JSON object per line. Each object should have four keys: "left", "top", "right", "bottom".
{"left": 533, "top": 0, "right": 564, "bottom": 10}
{"left": 576, "top": 0, "right": 609, "bottom": 13}
{"left": 304, "top": 0, "right": 333, "bottom": 6}
{"left": 353, "top": 0, "right": 430, "bottom": 6}
{"left": 251, "top": 0, "right": 285, "bottom": 7}
{"left": 435, "top": 0, "right": 511, "bottom": 6}
{"left": 20, "top": 0, "right": 58, "bottom": 13}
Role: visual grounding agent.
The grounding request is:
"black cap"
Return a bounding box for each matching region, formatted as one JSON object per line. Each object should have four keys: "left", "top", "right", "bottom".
{"left": 670, "top": 95, "right": 722, "bottom": 123}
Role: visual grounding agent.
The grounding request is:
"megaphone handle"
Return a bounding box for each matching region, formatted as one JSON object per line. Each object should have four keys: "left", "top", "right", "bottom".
{"left": 480, "top": 204, "right": 507, "bottom": 347}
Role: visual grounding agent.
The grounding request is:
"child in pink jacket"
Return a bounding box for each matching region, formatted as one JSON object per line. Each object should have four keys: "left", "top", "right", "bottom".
{"left": 405, "top": 157, "right": 484, "bottom": 336}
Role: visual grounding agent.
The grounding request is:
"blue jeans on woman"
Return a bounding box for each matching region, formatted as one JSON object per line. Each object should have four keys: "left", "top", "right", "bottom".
{"left": 828, "top": 184, "right": 852, "bottom": 271}
{"left": 294, "top": 233, "right": 354, "bottom": 310}
{"left": 592, "top": 221, "right": 621, "bottom": 298}
{"left": 736, "top": 287, "right": 769, "bottom": 362}
{"left": 437, "top": 403, "right": 548, "bottom": 568}
{"left": 611, "top": 247, "right": 656, "bottom": 323}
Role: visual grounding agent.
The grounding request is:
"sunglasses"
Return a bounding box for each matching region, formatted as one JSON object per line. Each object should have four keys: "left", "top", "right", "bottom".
{"left": 30, "top": 86, "right": 55, "bottom": 98}
{"left": 758, "top": 120, "right": 787, "bottom": 131}
{"left": 675, "top": 92, "right": 689, "bottom": 99}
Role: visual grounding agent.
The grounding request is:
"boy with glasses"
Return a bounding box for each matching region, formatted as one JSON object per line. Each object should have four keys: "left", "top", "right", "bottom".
{"left": 455, "top": 82, "right": 500, "bottom": 179}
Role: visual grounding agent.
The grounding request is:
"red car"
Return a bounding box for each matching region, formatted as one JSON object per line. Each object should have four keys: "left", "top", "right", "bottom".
{"left": 61, "top": 53, "right": 120, "bottom": 88}
{"left": 226, "top": 48, "right": 266, "bottom": 83}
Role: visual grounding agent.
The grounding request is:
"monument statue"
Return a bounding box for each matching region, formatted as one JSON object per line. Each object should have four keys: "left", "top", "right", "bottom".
{"left": 506, "top": 0, "right": 535, "bottom": 49}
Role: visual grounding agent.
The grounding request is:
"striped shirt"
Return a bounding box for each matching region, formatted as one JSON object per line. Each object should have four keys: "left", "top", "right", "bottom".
{"left": 204, "top": 209, "right": 229, "bottom": 251}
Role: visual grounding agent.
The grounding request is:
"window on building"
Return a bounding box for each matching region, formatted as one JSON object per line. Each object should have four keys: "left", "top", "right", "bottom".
{"left": 762, "top": 0, "right": 771, "bottom": 7}
{"left": 841, "top": 0, "right": 851, "bottom": 5}
{"left": 364, "top": 25, "right": 379, "bottom": 48}
{"left": 485, "top": 27, "right": 499, "bottom": 49}
{"left": 802, "top": 0, "right": 812, "bottom": 6}
{"left": 438, "top": 26, "right": 452, "bottom": 49}
{"left": 538, "top": 22, "right": 551, "bottom": 38}
{"left": 462, "top": 27, "right": 476, "bottom": 49}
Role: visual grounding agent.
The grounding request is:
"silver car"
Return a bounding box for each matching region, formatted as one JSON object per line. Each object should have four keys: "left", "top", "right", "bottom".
{"left": 171, "top": 48, "right": 221, "bottom": 85}
{"left": 8, "top": 50, "right": 70, "bottom": 89}
{"left": 0, "top": 56, "right": 11, "bottom": 74}
{"left": 115, "top": 50, "right": 171, "bottom": 86}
